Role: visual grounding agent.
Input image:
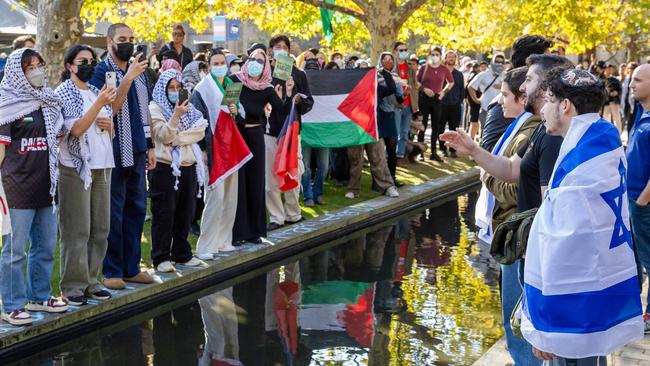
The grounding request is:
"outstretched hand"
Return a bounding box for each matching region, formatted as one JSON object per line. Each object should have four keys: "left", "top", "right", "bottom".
{"left": 438, "top": 128, "right": 477, "bottom": 156}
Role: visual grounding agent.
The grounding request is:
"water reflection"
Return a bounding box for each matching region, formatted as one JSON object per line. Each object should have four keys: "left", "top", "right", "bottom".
{"left": 10, "top": 193, "right": 502, "bottom": 366}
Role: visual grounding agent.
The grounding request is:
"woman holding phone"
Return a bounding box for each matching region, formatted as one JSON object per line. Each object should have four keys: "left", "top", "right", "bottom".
{"left": 148, "top": 69, "right": 207, "bottom": 273}
{"left": 56, "top": 44, "right": 117, "bottom": 306}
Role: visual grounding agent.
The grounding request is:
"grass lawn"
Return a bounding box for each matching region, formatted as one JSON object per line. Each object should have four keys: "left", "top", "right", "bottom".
{"left": 2, "top": 157, "right": 475, "bottom": 296}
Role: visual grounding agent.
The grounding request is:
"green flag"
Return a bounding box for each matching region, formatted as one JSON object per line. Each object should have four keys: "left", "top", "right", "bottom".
{"left": 319, "top": 0, "right": 335, "bottom": 43}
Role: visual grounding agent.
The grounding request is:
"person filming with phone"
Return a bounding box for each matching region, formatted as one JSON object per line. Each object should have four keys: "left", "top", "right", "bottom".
{"left": 55, "top": 44, "right": 117, "bottom": 306}
{"left": 148, "top": 69, "right": 206, "bottom": 273}
{"left": 89, "top": 23, "right": 155, "bottom": 290}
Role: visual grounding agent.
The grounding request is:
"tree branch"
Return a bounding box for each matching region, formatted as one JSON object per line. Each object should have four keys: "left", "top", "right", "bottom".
{"left": 293, "top": 0, "right": 367, "bottom": 22}
{"left": 397, "top": 0, "right": 428, "bottom": 22}
{"left": 350, "top": 0, "right": 369, "bottom": 13}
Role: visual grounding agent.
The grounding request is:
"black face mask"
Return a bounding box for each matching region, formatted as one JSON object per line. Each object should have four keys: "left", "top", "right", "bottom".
{"left": 304, "top": 59, "right": 320, "bottom": 70}
{"left": 75, "top": 64, "right": 95, "bottom": 83}
{"left": 113, "top": 42, "right": 134, "bottom": 62}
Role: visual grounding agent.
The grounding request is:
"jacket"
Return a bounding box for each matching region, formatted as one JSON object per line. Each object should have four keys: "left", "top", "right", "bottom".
{"left": 149, "top": 102, "right": 206, "bottom": 166}
{"left": 483, "top": 114, "right": 542, "bottom": 228}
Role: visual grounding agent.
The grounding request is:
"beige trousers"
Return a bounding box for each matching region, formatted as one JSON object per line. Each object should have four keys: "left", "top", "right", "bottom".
{"left": 347, "top": 140, "right": 394, "bottom": 195}
{"left": 196, "top": 172, "right": 238, "bottom": 255}
{"left": 264, "top": 134, "right": 303, "bottom": 225}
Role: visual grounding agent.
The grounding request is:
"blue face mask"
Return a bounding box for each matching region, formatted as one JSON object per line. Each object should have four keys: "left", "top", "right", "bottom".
{"left": 273, "top": 49, "right": 288, "bottom": 58}
{"left": 211, "top": 65, "right": 228, "bottom": 78}
{"left": 399, "top": 51, "right": 408, "bottom": 60}
{"left": 247, "top": 61, "right": 264, "bottom": 77}
{"left": 168, "top": 91, "right": 179, "bottom": 104}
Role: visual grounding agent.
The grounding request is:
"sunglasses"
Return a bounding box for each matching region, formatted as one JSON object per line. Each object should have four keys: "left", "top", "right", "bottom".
{"left": 250, "top": 58, "right": 265, "bottom": 65}
{"left": 75, "top": 58, "right": 97, "bottom": 66}
{"left": 172, "top": 32, "right": 184, "bottom": 37}
{"left": 398, "top": 48, "right": 408, "bottom": 52}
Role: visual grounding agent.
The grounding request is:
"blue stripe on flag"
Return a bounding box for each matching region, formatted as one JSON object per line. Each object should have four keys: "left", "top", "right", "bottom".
{"left": 524, "top": 276, "right": 641, "bottom": 333}
{"left": 551, "top": 120, "right": 622, "bottom": 189}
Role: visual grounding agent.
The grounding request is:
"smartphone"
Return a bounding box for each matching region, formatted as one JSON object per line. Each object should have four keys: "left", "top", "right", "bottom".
{"left": 136, "top": 44, "right": 148, "bottom": 62}
{"left": 105, "top": 71, "right": 117, "bottom": 89}
{"left": 179, "top": 89, "right": 189, "bottom": 104}
{"left": 96, "top": 109, "right": 109, "bottom": 134}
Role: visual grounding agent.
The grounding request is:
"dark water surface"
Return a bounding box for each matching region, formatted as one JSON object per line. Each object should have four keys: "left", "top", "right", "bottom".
{"left": 10, "top": 192, "right": 503, "bottom": 366}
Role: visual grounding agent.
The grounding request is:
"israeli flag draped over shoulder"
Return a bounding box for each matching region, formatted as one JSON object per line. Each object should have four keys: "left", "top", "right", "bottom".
{"left": 521, "top": 113, "right": 643, "bottom": 358}
{"left": 475, "top": 111, "right": 532, "bottom": 243}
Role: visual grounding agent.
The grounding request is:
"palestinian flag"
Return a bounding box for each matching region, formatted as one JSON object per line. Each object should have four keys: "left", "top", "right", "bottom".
{"left": 273, "top": 97, "right": 302, "bottom": 192}
{"left": 302, "top": 69, "right": 378, "bottom": 148}
{"left": 209, "top": 110, "right": 252, "bottom": 188}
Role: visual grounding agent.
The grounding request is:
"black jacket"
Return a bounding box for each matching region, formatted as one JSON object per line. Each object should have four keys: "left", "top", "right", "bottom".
{"left": 159, "top": 42, "right": 194, "bottom": 70}
{"left": 442, "top": 68, "right": 466, "bottom": 106}
{"left": 267, "top": 67, "right": 315, "bottom": 137}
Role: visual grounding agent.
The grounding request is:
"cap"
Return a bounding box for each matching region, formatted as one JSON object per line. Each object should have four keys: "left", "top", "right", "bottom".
{"left": 246, "top": 42, "right": 267, "bottom": 55}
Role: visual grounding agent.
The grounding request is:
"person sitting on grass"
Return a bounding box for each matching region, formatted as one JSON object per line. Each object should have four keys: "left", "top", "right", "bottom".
{"left": 404, "top": 111, "right": 428, "bottom": 163}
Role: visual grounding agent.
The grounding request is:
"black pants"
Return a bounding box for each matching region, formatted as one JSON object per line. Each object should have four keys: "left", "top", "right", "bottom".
{"left": 233, "top": 126, "right": 267, "bottom": 242}
{"left": 149, "top": 163, "right": 196, "bottom": 267}
{"left": 331, "top": 147, "right": 350, "bottom": 181}
{"left": 383, "top": 136, "right": 398, "bottom": 179}
{"left": 418, "top": 93, "right": 443, "bottom": 153}
{"left": 439, "top": 103, "right": 462, "bottom": 152}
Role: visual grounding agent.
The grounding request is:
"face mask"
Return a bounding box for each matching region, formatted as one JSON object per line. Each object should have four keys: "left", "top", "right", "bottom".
{"left": 430, "top": 55, "right": 441, "bottom": 64}
{"left": 334, "top": 59, "right": 344, "bottom": 68}
{"left": 168, "top": 91, "right": 179, "bottom": 104}
{"left": 75, "top": 64, "right": 95, "bottom": 83}
{"left": 210, "top": 65, "right": 228, "bottom": 78}
{"left": 230, "top": 65, "right": 241, "bottom": 73}
{"left": 273, "top": 49, "right": 288, "bottom": 58}
{"left": 399, "top": 51, "right": 408, "bottom": 60}
{"left": 304, "top": 59, "right": 320, "bottom": 70}
{"left": 27, "top": 67, "right": 46, "bottom": 89}
{"left": 491, "top": 62, "right": 504, "bottom": 74}
{"left": 247, "top": 61, "right": 263, "bottom": 77}
{"left": 113, "top": 42, "right": 134, "bottom": 62}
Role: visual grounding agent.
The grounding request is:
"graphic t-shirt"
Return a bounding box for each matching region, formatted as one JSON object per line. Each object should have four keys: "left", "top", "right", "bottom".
{"left": 398, "top": 63, "right": 411, "bottom": 106}
{"left": 0, "top": 109, "right": 52, "bottom": 208}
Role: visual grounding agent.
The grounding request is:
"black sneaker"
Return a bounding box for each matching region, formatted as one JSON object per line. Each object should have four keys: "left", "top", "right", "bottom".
{"left": 247, "top": 237, "right": 263, "bottom": 244}
{"left": 286, "top": 217, "right": 304, "bottom": 225}
{"left": 89, "top": 290, "right": 112, "bottom": 301}
{"left": 429, "top": 153, "right": 443, "bottom": 162}
{"left": 268, "top": 222, "right": 282, "bottom": 231}
{"left": 66, "top": 295, "right": 87, "bottom": 306}
{"left": 393, "top": 179, "right": 405, "bottom": 188}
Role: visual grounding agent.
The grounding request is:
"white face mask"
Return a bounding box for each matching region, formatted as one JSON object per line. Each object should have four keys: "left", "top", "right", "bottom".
{"left": 230, "top": 65, "right": 241, "bottom": 73}
{"left": 430, "top": 55, "right": 441, "bottom": 64}
{"left": 273, "top": 48, "right": 288, "bottom": 58}
{"left": 26, "top": 67, "right": 46, "bottom": 89}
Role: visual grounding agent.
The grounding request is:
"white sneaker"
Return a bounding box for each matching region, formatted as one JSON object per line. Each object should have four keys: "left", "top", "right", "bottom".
{"left": 220, "top": 246, "right": 237, "bottom": 252}
{"left": 156, "top": 261, "right": 176, "bottom": 273}
{"left": 177, "top": 257, "right": 205, "bottom": 267}
{"left": 385, "top": 186, "right": 399, "bottom": 197}
{"left": 196, "top": 252, "right": 214, "bottom": 261}
{"left": 2, "top": 309, "right": 32, "bottom": 326}
{"left": 345, "top": 192, "right": 356, "bottom": 199}
{"left": 26, "top": 297, "right": 69, "bottom": 313}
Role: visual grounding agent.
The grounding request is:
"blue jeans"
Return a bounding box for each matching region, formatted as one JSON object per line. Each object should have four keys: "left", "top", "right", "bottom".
{"left": 104, "top": 152, "right": 147, "bottom": 278}
{"left": 301, "top": 146, "right": 330, "bottom": 201}
{"left": 1, "top": 207, "right": 58, "bottom": 312}
{"left": 395, "top": 106, "right": 412, "bottom": 158}
{"left": 501, "top": 259, "right": 542, "bottom": 366}
{"left": 630, "top": 199, "right": 650, "bottom": 313}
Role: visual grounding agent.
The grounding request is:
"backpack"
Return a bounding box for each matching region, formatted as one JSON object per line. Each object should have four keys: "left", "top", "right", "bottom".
{"left": 489, "top": 207, "right": 538, "bottom": 265}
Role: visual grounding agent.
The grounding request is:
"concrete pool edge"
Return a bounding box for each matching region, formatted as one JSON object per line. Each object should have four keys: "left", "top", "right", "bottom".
{"left": 0, "top": 168, "right": 480, "bottom": 362}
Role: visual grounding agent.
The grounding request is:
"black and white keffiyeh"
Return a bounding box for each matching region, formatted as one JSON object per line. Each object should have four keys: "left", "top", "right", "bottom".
{"left": 106, "top": 53, "right": 150, "bottom": 167}
{"left": 55, "top": 79, "right": 113, "bottom": 189}
{"left": 0, "top": 48, "right": 64, "bottom": 205}
{"left": 152, "top": 70, "right": 207, "bottom": 193}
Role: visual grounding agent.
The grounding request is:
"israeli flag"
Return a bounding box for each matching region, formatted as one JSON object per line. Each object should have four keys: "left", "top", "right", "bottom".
{"left": 521, "top": 113, "right": 643, "bottom": 358}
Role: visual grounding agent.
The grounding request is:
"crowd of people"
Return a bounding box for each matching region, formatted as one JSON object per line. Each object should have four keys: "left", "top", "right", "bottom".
{"left": 0, "top": 22, "right": 649, "bottom": 366}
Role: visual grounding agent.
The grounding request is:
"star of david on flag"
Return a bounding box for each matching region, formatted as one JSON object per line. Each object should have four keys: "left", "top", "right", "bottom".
{"left": 600, "top": 160, "right": 633, "bottom": 250}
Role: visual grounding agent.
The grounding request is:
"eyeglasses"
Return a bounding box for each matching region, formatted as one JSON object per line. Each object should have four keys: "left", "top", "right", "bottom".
{"left": 250, "top": 58, "right": 265, "bottom": 65}
{"left": 172, "top": 32, "right": 184, "bottom": 37}
{"left": 75, "top": 58, "right": 97, "bottom": 66}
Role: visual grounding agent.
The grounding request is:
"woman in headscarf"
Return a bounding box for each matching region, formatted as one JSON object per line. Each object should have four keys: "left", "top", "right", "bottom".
{"left": 0, "top": 48, "right": 69, "bottom": 326}
{"left": 56, "top": 44, "right": 116, "bottom": 306}
{"left": 148, "top": 69, "right": 207, "bottom": 273}
{"left": 182, "top": 60, "right": 207, "bottom": 93}
{"left": 229, "top": 48, "right": 295, "bottom": 245}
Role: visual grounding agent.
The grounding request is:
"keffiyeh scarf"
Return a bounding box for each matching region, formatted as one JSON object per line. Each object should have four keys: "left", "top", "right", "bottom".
{"left": 56, "top": 79, "right": 112, "bottom": 189}
{"left": 152, "top": 70, "right": 207, "bottom": 194}
{"left": 106, "top": 53, "right": 150, "bottom": 167}
{"left": 0, "top": 48, "right": 64, "bottom": 206}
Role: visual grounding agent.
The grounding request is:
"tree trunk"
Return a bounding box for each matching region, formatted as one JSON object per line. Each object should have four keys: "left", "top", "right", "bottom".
{"left": 626, "top": 34, "right": 639, "bottom": 63}
{"left": 365, "top": 0, "right": 401, "bottom": 62}
{"left": 37, "top": 0, "right": 85, "bottom": 88}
